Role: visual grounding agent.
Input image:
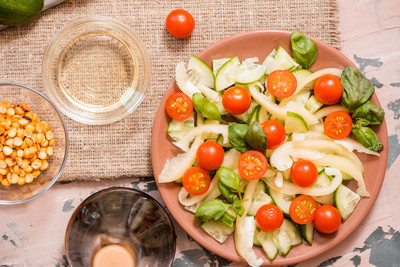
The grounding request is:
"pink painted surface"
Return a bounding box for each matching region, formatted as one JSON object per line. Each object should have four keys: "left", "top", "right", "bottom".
{"left": 1, "top": 0, "right": 400, "bottom": 266}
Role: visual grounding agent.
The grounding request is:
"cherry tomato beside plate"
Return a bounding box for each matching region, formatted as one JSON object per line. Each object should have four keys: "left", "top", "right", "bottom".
{"left": 165, "top": 9, "right": 195, "bottom": 38}
{"left": 313, "top": 204, "right": 342, "bottom": 234}
{"left": 165, "top": 92, "right": 193, "bottom": 120}
{"left": 222, "top": 86, "right": 252, "bottom": 115}
{"left": 196, "top": 141, "right": 225, "bottom": 170}
{"left": 238, "top": 150, "right": 268, "bottom": 180}
{"left": 260, "top": 119, "right": 286, "bottom": 149}
{"left": 182, "top": 167, "right": 210, "bottom": 195}
{"left": 324, "top": 111, "right": 352, "bottom": 140}
{"left": 314, "top": 74, "right": 343, "bottom": 105}
{"left": 289, "top": 195, "right": 318, "bottom": 224}
{"left": 267, "top": 70, "right": 297, "bottom": 98}
{"left": 290, "top": 159, "right": 318, "bottom": 187}
{"left": 256, "top": 204, "right": 284, "bottom": 232}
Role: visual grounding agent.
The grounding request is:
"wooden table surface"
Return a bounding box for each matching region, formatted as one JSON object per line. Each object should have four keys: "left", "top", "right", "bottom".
{"left": 1, "top": 0, "right": 399, "bottom": 266}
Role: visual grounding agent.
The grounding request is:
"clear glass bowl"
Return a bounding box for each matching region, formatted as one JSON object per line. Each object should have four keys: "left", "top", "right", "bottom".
{"left": 42, "top": 16, "right": 151, "bottom": 125}
{"left": 0, "top": 83, "right": 68, "bottom": 204}
{"left": 65, "top": 187, "right": 176, "bottom": 267}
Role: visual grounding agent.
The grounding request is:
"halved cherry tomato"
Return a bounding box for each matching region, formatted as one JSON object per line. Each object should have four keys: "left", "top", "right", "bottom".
{"left": 165, "top": 92, "right": 193, "bottom": 120}
{"left": 165, "top": 9, "right": 195, "bottom": 38}
{"left": 290, "top": 159, "right": 318, "bottom": 187}
{"left": 256, "top": 204, "right": 284, "bottom": 232}
{"left": 267, "top": 70, "right": 297, "bottom": 98}
{"left": 324, "top": 111, "right": 352, "bottom": 140}
{"left": 222, "top": 86, "right": 252, "bottom": 115}
{"left": 313, "top": 204, "right": 342, "bottom": 234}
{"left": 182, "top": 167, "right": 210, "bottom": 195}
{"left": 261, "top": 119, "right": 286, "bottom": 149}
{"left": 289, "top": 195, "right": 318, "bottom": 224}
{"left": 238, "top": 150, "right": 268, "bottom": 180}
{"left": 314, "top": 74, "right": 343, "bottom": 105}
{"left": 196, "top": 141, "right": 225, "bottom": 170}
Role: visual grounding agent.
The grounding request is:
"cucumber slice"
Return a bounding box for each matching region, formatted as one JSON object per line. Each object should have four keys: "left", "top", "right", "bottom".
{"left": 233, "top": 100, "right": 259, "bottom": 123}
{"left": 248, "top": 181, "right": 273, "bottom": 216}
{"left": 253, "top": 227, "right": 262, "bottom": 246}
{"left": 213, "top": 58, "right": 230, "bottom": 76}
{"left": 214, "top": 56, "right": 240, "bottom": 91}
{"left": 299, "top": 222, "right": 314, "bottom": 246}
{"left": 273, "top": 46, "right": 300, "bottom": 72}
{"left": 305, "top": 95, "right": 324, "bottom": 113}
{"left": 285, "top": 111, "right": 308, "bottom": 134}
{"left": 167, "top": 113, "right": 195, "bottom": 141}
{"left": 258, "top": 107, "right": 270, "bottom": 124}
{"left": 200, "top": 219, "right": 234, "bottom": 244}
{"left": 187, "top": 55, "right": 214, "bottom": 88}
{"left": 272, "top": 218, "right": 302, "bottom": 256}
{"left": 342, "top": 172, "right": 354, "bottom": 181}
{"left": 292, "top": 69, "right": 313, "bottom": 82}
{"left": 292, "top": 90, "right": 311, "bottom": 106}
{"left": 247, "top": 105, "right": 261, "bottom": 125}
{"left": 236, "top": 62, "right": 266, "bottom": 84}
{"left": 268, "top": 188, "right": 296, "bottom": 216}
{"left": 220, "top": 208, "right": 236, "bottom": 228}
{"left": 313, "top": 171, "right": 334, "bottom": 205}
{"left": 334, "top": 184, "right": 361, "bottom": 220}
{"left": 255, "top": 230, "right": 279, "bottom": 260}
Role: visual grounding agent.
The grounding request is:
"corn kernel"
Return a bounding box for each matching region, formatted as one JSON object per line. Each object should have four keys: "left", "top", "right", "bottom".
{"left": 0, "top": 152, "right": 5, "bottom": 160}
{"left": 6, "top": 108, "right": 15, "bottom": 116}
{"left": 40, "top": 160, "right": 49, "bottom": 170}
{"left": 0, "top": 160, "right": 6, "bottom": 169}
{"left": 17, "top": 177, "right": 25, "bottom": 185}
{"left": 25, "top": 124, "right": 35, "bottom": 132}
{"left": 25, "top": 165, "right": 33, "bottom": 173}
{"left": 1, "top": 178, "right": 10, "bottom": 186}
{"left": 20, "top": 104, "right": 30, "bottom": 112}
{"left": 41, "top": 139, "right": 48, "bottom": 147}
{"left": 35, "top": 133, "right": 44, "bottom": 144}
{"left": 5, "top": 158, "right": 14, "bottom": 167}
{"left": 11, "top": 122, "right": 19, "bottom": 128}
{"left": 15, "top": 107, "right": 24, "bottom": 115}
{"left": 0, "top": 168, "right": 7, "bottom": 175}
{"left": 23, "top": 148, "right": 30, "bottom": 158}
{"left": 32, "top": 170, "right": 41, "bottom": 177}
{"left": 38, "top": 151, "right": 47, "bottom": 160}
{"left": 25, "top": 173, "right": 34, "bottom": 183}
{"left": 21, "top": 159, "right": 29, "bottom": 170}
{"left": 7, "top": 127, "right": 16, "bottom": 138}
{"left": 9, "top": 173, "right": 18, "bottom": 184}
{"left": 10, "top": 150, "right": 17, "bottom": 159}
{"left": 20, "top": 140, "right": 27, "bottom": 149}
{"left": 13, "top": 165, "right": 21, "bottom": 175}
{"left": 5, "top": 139, "right": 13, "bottom": 147}
{"left": 0, "top": 106, "right": 6, "bottom": 114}
{"left": 15, "top": 157, "right": 22, "bottom": 166}
{"left": 28, "top": 146, "right": 37, "bottom": 155}
{"left": 45, "top": 130, "right": 54, "bottom": 140}
{"left": 23, "top": 131, "right": 32, "bottom": 138}
{"left": 16, "top": 149, "right": 23, "bottom": 158}
{"left": 13, "top": 137, "right": 23, "bottom": 147}
{"left": 49, "top": 139, "right": 55, "bottom": 146}
{"left": 46, "top": 146, "right": 54, "bottom": 156}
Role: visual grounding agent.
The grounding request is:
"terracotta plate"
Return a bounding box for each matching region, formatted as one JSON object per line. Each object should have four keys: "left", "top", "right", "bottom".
{"left": 151, "top": 30, "right": 388, "bottom": 265}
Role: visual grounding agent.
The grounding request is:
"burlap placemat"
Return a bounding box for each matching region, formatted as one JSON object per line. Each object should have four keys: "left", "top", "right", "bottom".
{"left": 0, "top": 0, "right": 340, "bottom": 181}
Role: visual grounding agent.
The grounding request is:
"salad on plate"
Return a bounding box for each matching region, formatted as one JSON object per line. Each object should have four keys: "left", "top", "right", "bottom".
{"left": 158, "top": 32, "right": 384, "bottom": 266}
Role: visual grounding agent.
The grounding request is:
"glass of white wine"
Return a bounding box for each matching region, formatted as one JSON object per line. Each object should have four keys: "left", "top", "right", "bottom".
{"left": 65, "top": 187, "right": 176, "bottom": 267}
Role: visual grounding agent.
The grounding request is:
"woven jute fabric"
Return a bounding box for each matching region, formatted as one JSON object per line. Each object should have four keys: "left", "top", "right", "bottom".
{"left": 0, "top": 0, "right": 340, "bottom": 181}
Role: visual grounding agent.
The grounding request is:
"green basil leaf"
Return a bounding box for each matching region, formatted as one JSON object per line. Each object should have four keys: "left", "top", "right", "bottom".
{"left": 290, "top": 32, "right": 318, "bottom": 68}
{"left": 352, "top": 100, "right": 384, "bottom": 125}
{"left": 195, "top": 199, "right": 230, "bottom": 222}
{"left": 352, "top": 124, "right": 383, "bottom": 152}
{"left": 341, "top": 66, "right": 375, "bottom": 112}
{"left": 217, "top": 167, "right": 241, "bottom": 193}
{"left": 192, "top": 93, "right": 222, "bottom": 121}
{"left": 245, "top": 121, "right": 267, "bottom": 153}
{"left": 233, "top": 199, "right": 245, "bottom": 217}
{"left": 218, "top": 182, "right": 238, "bottom": 203}
{"left": 228, "top": 122, "right": 249, "bottom": 152}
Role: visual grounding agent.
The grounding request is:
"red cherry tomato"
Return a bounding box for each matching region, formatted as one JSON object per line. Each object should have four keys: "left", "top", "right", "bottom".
{"left": 182, "top": 167, "right": 210, "bottom": 195}
{"left": 238, "top": 150, "right": 268, "bottom": 180}
{"left": 165, "top": 92, "right": 193, "bottom": 120}
{"left": 290, "top": 159, "right": 318, "bottom": 187}
{"left": 323, "top": 111, "right": 353, "bottom": 140}
{"left": 165, "top": 9, "right": 195, "bottom": 38}
{"left": 196, "top": 141, "right": 225, "bottom": 170}
{"left": 313, "top": 204, "right": 342, "bottom": 234}
{"left": 267, "top": 70, "right": 297, "bottom": 98}
{"left": 260, "top": 119, "right": 286, "bottom": 149}
{"left": 314, "top": 74, "right": 343, "bottom": 105}
{"left": 222, "top": 86, "right": 252, "bottom": 115}
{"left": 256, "top": 204, "right": 284, "bottom": 232}
{"left": 289, "top": 195, "right": 318, "bottom": 224}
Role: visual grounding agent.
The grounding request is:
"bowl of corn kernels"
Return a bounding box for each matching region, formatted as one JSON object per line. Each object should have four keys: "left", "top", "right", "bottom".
{"left": 0, "top": 83, "right": 68, "bottom": 204}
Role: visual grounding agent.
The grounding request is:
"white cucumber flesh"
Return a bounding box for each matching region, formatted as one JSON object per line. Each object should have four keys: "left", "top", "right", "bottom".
{"left": 187, "top": 55, "right": 214, "bottom": 89}
{"left": 214, "top": 56, "right": 240, "bottom": 91}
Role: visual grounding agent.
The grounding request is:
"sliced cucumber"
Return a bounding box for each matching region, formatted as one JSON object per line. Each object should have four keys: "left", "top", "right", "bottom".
{"left": 299, "top": 222, "right": 314, "bottom": 246}
{"left": 258, "top": 106, "right": 270, "bottom": 124}
{"left": 236, "top": 62, "right": 266, "bottom": 84}
{"left": 233, "top": 100, "right": 259, "bottom": 123}
{"left": 248, "top": 180, "right": 273, "bottom": 216}
{"left": 273, "top": 46, "right": 300, "bottom": 72}
{"left": 219, "top": 208, "right": 236, "bottom": 228}
{"left": 334, "top": 184, "right": 361, "bottom": 220}
{"left": 285, "top": 111, "right": 308, "bottom": 134}
{"left": 253, "top": 227, "right": 262, "bottom": 246}
{"left": 292, "top": 69, "right": 313, "bottom": 84}
{"left": 313, "top": 171, "right": 334, "bottom": 205}
{"left": 305, "top": 95, "right": 324, "bottom": 114}
{"left": 213, "top": 58, "right": 230, "bottom": 76}
{"left": 214, "top": 56, "right": 240, "bottom": 91}
{"left": 200, "top": 219, "right": 235, "bottom": 244}
{"left": 187, "top": 55, "right": 214, "bottom": 89}
{"left": 268, "top": 188, "right": 296, "bottom": 216}
{"left": 272, "top": 218, "right": 302, "bottom": 256}
{"left": 247, "top": 105, "right": 261, "bottom": 125}
{"left": 255, "top": 229, "right": 279, "bottom": 260}
{"left": 167, "top": 113, "right": 195, "bottom": 141}
{"left": 342, "top": 171, "right": 354, "bottom": 181}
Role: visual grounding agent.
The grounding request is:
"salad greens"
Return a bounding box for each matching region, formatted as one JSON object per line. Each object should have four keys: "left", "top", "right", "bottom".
{"left": 192, "top": 93, "right": 222, "bottom": 121}
{"left": 217, "top": 167, "right": 241, "bottom": 194}
{"left": 352, "top": 100, "right": 384, "bottom": 126}
{"left": 245, "top": 121, "right": 267, "bottom": 154}
{"left": 290, "top": 32, "right": 318, "bottom": 69}
{"left": 352, "top": 120, "right": 384, "bottom": 152}
{"left": 195, "top": 198, "right": 230, "bottom": 222}
{"left": 228, "top": 123, "right": 250, "bottom": 152}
